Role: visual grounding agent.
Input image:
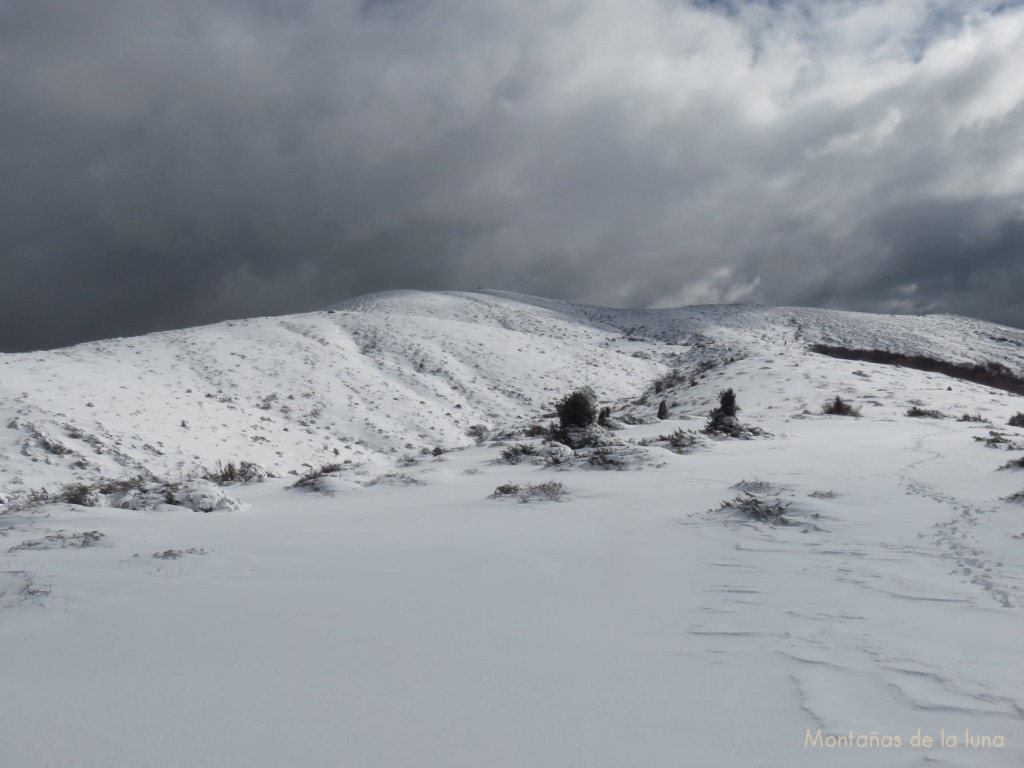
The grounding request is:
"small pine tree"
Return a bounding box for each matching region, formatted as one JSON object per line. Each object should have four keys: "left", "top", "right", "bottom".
{"left": 704, "top": 387, "right": 745, "bottom": 436}
{"left": 555, "top": 390, "right": 598, "bottom": 429}
{"left": 718, "top": 388, "right": 738, "bottom": 417}
{"left": 657, "top": 400, "right": 669, "bottom": 420}
{"left": 598, "top": 406, "right": 611, "bottom": 427}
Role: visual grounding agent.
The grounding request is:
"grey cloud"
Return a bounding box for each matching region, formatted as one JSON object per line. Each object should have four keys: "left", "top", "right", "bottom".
{"left": 1, "top": 0, "right": 1023, "bottom": 350}
{"left": 819, "top": 198, "right": 1024, "bottom": 324}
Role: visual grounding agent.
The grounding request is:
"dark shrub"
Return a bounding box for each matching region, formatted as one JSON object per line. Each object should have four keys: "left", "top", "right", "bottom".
{"left": 59, "top": 483, "right": 97, "bottom": 506}
{"left": 822, "top": 396, "right": 860, "bottom": 417}
{"left": 205, "top": 461, "right": 240, "bottom": 484}
{"left": 490, "top": 481, "right": 566, "bottom": 502}
{"left": 466, "top": 424, "right": 490, "bottom": 441}
{"left": 716, "top": 493, "right": 791, "bottom": 524}
{"left": 975, "top": 430, "right": 1014, "bottom": 448}
{"left": 555, "top": 390, "right": 598, "bottom": 430}
{"left": 500, "top": 443, "right": 538, "bottom": 464}
{"left": 523, "top": 481, "right": 566, "bottom": 501}
{"left": 490, "top": 483, "right": 521, "bottom": 497}
{"left": 41, "top": 437, "right": 73, "bottom": 456}
{"left": 291, "top": 463, "right": 343, "bottom": 489}
{"left": 653, "top": 370, "right": 685, "bottom": 394}
{"left": 998, "top": 455, "right": 1024, "bottom": 470}
{"left": 1009, "top": 412, "right": 1024, "bottom": 428}
{"left": 661, "top": 428, "right": 698, "bottom": 453}
{"left": 26, "top": 488, "right": 53, "bottom": 506}
{"left": 586, "top": 446, "right": 624, "bottom": 468}
{"left": 906, "top": 406, "right": 945, "bottom": 419}
{"left": 657, "top": 400, "right": 669, "bottom": 420}
{"left": 809, "top": 344, "right": 1024, "bottom": 396}
{"left": 204, "top": 460, "right": 266, "bottom": 484}
{"left": 541, "top": 421, "right": 561, "bottom": 442}
{"left": 718, "top": 388, "right": 738, "bottom": 417}
{"left": 958, "top": 413, "right": 986, "bottom": 423}
{"left": 96, "top": 475, "right": 150, "bottom": 495}
{"left": 704, "top": 389, "right": 748, "bottom": 436}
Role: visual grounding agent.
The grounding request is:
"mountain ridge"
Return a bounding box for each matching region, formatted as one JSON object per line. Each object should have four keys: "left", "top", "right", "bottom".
{"left": 2, "top": 289, "right": 1023, "bottom": 494}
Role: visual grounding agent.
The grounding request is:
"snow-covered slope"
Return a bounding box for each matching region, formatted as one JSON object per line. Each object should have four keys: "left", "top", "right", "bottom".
{"left": 0, "top": 290, "right": 659, "bottom": 490}
{"left": 3, "top": 290, "right": 1024, "bottom": 767}
{"left": 4, "top": 289, "right": 1024, "bottom": 494}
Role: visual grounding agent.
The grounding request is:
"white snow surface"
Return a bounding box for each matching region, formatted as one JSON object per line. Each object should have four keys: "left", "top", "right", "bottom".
{"left": 2, "top": 289, "right": 1024, "bottom": 766}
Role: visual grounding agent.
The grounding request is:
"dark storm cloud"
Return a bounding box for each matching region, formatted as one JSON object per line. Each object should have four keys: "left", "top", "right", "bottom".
{"left": 2, "top": 0, "right": 1024, "bottom": 350}
{"left": 803, "top": 197, "right": 1024, "bottom": 325}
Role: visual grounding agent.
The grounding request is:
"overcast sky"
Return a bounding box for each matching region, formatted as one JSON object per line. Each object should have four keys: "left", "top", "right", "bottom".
{"left": 2, "top": 0, "right": 1023, "bottom": 351}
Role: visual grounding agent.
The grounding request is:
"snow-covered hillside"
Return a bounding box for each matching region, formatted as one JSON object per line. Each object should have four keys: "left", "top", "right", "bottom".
{"left": 2, "top": 290, "right": 1024, "bottom": 767}
{"left": 5, "top": 289, "right": 1024, "bottom": 493}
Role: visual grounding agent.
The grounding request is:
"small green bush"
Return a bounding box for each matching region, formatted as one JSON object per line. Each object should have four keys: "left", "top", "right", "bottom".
{"left": 718, "top": 388, "right": 739, "bottom": 417}
{"left": 974, "top": 430, "right": 1014, "bottom": 448}
{"left": 96, "top": 475, "right": 150, "bottom": 495}
{"left": 500, "top": 443, "right": 538, "bottom": 464}
{"left": 704, "top": 389, "right": 746, "bottom": 436}
{"left": 490, "top": 483, "right": 521, "bottom": 497}
{"left": 523, "top": 481, "right": 566, "bottom": 501}
{"left": 653, "top": 370, "right": 685, "bottom": 394}
{"left": 466, "top": 424, "right": 490, "bottom": 441}
{"left": 205, "top": 461, "right": 241, "bottom": 484}
{"left": 716, "top": 493, "right": 791, "bottom": 524}
{"left": 822, "top": 396, "right": 860, "bottom": 417}
{"left": 555, "top": 390, "right": 598, "bottom": 429}
{"left": 660, "top": 428, "right": 698, "bottom": 453}
{"left": 58, "top": 483, "right": 97, "bottom": 506}
{"left": 203, "top": 460, "right": 266, "bottom": 484}
{"left": 489, "top": 481, "right": 566, "bottom": 502}
{"left": 587, "top": 446, "right": 624, "bottom": 468}
{"left": 291, "top": 463, "right": 343, "bottom": 489}
{"left": 906, "top": 406, "right": 945, "bottom": 419}
{"left": 40, "top": 437, "right": 73, "bottom": 456}
{"left": 958, "top": 413, "right": 986, "bottom": 423}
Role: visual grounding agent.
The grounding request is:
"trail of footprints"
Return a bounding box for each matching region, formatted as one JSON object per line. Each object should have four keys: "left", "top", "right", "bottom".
{"left": 901, "top": 432, "right": 1017, "bottom": 608}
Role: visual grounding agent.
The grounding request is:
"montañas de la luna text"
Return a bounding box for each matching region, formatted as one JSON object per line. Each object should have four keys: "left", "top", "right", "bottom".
{"left": 805, "top": 729, "right": 1004, "bottom": 750}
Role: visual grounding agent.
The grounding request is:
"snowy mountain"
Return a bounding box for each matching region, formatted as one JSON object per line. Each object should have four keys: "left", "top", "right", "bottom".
{"left": 2, "top": 290, "right": 1024, "bottom": 767}
{"left": 5, "top": 288, "right": 1024, "bottom": 491}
